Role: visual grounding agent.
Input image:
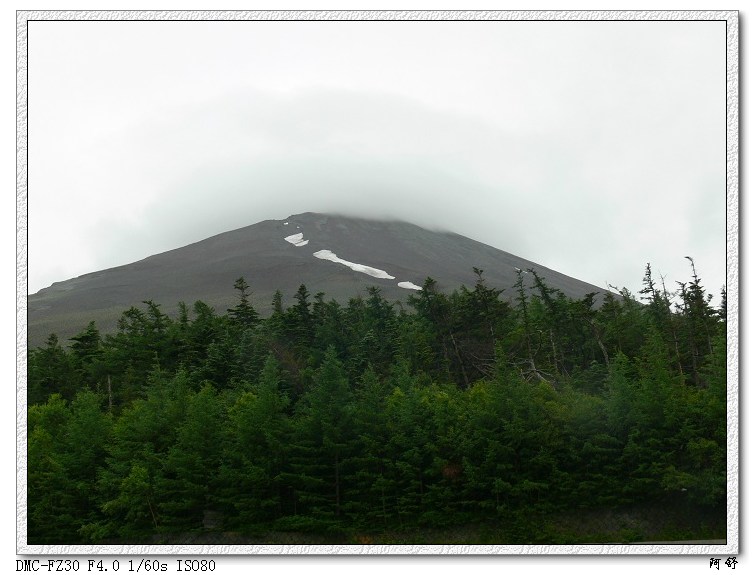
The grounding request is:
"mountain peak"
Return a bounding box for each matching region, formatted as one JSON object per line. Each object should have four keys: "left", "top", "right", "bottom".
{"left": 28, "top": 214, "right": 606, "bottom": 346}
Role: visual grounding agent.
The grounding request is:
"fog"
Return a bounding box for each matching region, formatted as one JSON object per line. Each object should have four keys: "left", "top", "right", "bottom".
{"left": 27, "top": 17, "right": 728, "bottom": 303}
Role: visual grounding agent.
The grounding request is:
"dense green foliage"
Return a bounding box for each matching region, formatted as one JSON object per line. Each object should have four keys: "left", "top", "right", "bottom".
{"left": 27, "top": 261, "right": 727, "bottom": 544}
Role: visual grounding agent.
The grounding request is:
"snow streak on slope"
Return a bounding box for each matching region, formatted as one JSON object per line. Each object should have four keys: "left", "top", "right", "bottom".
{"left": 313, "top": 250, "right": 396, "bottom": 280}
{"left": 284, "top": 232, "right": 309, "bottom": 247}
{"left": 282, "top": 222, "right": 419, "bottom": 288}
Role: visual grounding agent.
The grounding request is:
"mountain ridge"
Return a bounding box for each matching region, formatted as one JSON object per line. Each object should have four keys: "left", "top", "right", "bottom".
{"left": 28, "top": 212, "right": 608, "bottom": 347}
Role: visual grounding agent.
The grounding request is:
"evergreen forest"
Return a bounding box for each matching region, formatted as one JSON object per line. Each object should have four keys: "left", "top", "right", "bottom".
{"left": 26, "top": 262, "right": 728, "bottom": 545}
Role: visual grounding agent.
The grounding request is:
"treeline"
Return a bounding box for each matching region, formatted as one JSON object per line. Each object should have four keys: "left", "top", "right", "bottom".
{"left": 27, "top": 263, "right": 727, "bottom": 544}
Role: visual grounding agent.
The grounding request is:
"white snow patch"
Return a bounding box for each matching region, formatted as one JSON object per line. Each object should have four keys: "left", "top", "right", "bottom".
{"left": 284, "top": 232, "right": 309, "bottom": 247}
{"left": 313, "top": 249, "right": 395, "bottom": 280}
{"left": 398, "top": 281, "right": 422, "bottom": 290}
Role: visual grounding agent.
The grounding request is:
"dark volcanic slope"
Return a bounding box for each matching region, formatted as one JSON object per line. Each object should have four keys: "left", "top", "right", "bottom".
{"left": 28, "top": 212, "right": 607, "bottom": 347}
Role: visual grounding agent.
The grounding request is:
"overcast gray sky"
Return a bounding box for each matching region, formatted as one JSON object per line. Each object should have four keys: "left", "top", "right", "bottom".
{"left": 27, "top": 16, "right": 728, "bottom": 304}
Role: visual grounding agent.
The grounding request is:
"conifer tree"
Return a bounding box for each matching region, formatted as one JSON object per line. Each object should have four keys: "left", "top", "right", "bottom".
{"left": 286, "top": 346, "right": 354, "bottom": 523}
{"left": 28, "top": 334, "right": 78, "bottom": 404}
{"left": 27, "top": 395, "right": 76, "bottom": 543}
{"left": 159, "top": 383, "right": 222, "bottom": 530}
{"left": 227, "top": 276, "right": 259, "bottom": 328}
{"left": 218, "top": 354, "right": 290, "bottom": 526}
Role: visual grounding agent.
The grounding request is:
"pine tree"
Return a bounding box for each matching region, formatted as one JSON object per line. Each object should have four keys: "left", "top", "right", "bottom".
{"left": 69, "top": 321, "right": 104, "bottom": 391}
{"left": 27, "top": 395, "right": 76, "bottom": 543}
{"left": 159, "top": 383, "right": 223, "bottom": 530}
{"left": 28, "top": 334, "right": 79, "bottom": 404}
{"left": 87, "top": 369, "right": 190, "bottom": 540}
{"left": 218, "top": 354, "right": 290, "bottom": 526}
{"left": 227, "top": 277, "right": 259, "bottom": 328}
{"left": 285, "top": 346, "right": 354, "bottom": 524}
